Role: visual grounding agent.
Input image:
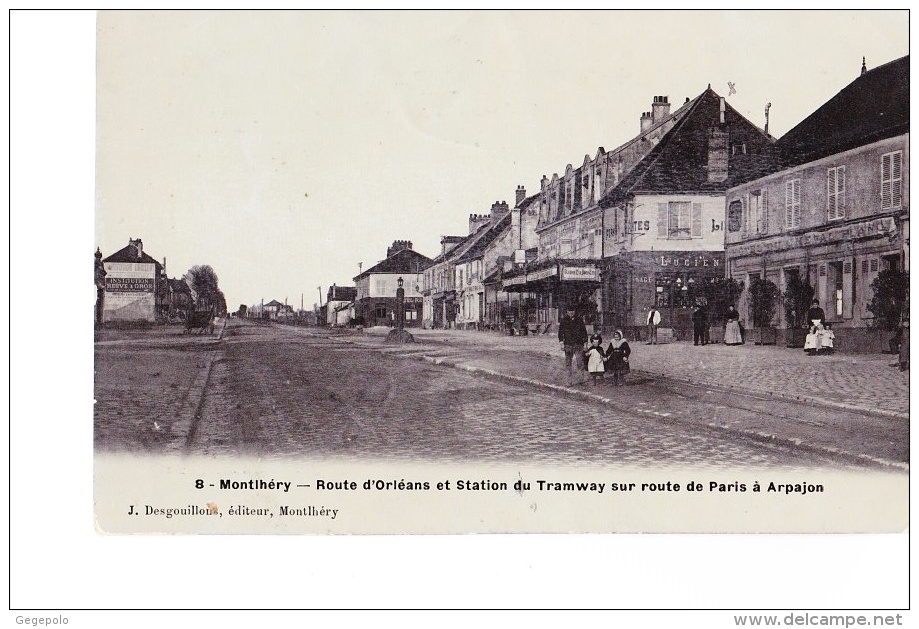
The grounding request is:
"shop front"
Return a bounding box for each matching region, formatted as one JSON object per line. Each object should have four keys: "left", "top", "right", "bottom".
{"left": 726, "top": 215, "right": 905, "bottom": 351}
{"left": 607, "top": 251, "right": 726, "bottom": 340}
{"left": 501, "top": 260, "right": 603, "bottom": 333}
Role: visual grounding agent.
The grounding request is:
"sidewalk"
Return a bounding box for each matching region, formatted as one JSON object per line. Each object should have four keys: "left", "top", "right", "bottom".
{"left": 380, "top": 327, "right": 910, "bottom": 420}
{"left": 333, "top": 325, "right": 909, "bottom": 470}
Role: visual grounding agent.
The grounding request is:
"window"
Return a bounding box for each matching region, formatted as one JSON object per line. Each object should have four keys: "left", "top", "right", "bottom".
{"left": 658, "top": 202, "right": 703, "bottom": 239}
{"left": 830, "top": 261, "right": 844, "bottom": 317}
{"left": 881, "top": 151, "right": 902, "bottom": 209}
{"left": 749, "top": 189, "right": 767, "bottom": 233}
{"left": 728, "top": 200, "right": 743, "bottom": 232}
{"left": 784, "top": 179, "right": 801, "bottom": 229}
{"left": 827, "top": 166, "right": 845, "bottom": 220}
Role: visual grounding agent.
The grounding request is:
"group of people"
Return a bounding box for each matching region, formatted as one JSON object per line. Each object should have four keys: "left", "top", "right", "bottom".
{"left": 801, "top": 299, "right": 835, "bottom": 356}
{"left": 646, "top": 304, "right": 744, "bottom": 346}
{"left": 558, "top": 308, "right": 631, "bottom": 387}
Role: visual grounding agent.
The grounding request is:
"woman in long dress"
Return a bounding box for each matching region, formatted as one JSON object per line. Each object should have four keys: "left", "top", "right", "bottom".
{"left": 724, "top": 305, "right": 743, "bottom": 345}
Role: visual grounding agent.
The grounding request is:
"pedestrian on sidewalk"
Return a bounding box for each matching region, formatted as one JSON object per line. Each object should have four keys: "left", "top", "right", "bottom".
{"left": 585, "top": 333, "right": 606, "bottom": 385}
{"left": 605, "top": 329, "right": 631, "bottom": 386}
{"left": 724, "top": 304, "right": 743, "bottom": 345}
{"left": 692, "top": 303, "right": 708, "bottom": 346}
{"left": 646, "top": 306, "right": 661, "bottom": 345}
{"left": 559, "top": 307, "right": 588, "bottom": 387}
{"left": 899, "top": 319, "right": 910, "bottom": 371}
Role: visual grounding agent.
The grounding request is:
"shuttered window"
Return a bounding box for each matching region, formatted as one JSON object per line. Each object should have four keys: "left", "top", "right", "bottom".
{"left": 691, "top": 203, "right": 703, "bottom": 237}
{"left": 827, "top": 166, "right": 845, "bottom": 220}
{"left": 881, "top": 151, "right": 902, "bottom": 209}
{"left": 657, "top": 203, "right": 668, "bottom": 238}
{"left": 784, "top": 179, "right": 801, "bottom": 229}
{"left": 759, "top": 188, "right": 768, "bottom": 233}
{"left": 668, "top": 201, "right": 692, "bottom": 239}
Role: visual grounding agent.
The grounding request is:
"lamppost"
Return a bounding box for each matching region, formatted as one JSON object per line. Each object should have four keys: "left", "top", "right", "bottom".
{"left": 396, "top": 276, "right": 405, "bottom": 331}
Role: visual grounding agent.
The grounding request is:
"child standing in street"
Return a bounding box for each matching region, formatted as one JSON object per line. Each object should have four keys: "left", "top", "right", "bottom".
{"left": 585, "top": 333, "right": 606, "bottom": 386}
{"left": 605, "top": 330, "right": 632, "bottom": 386}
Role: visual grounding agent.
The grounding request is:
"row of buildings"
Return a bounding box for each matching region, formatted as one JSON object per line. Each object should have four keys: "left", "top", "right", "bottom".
{"left": 318, "top": 56, "right": 909, "bottom": 351}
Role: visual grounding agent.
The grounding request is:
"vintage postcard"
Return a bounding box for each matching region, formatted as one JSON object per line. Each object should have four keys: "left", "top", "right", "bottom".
{"left": 93, "top": 10, "right": 909, "bottom": 536}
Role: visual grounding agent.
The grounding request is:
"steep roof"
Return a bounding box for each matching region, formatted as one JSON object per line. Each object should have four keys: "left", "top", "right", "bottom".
{"left": 102, "top": 244, "right": 163, "bottom": 268}
{"left": 354, "top": 248, "right": 433, "bottom": 281}
{"left": 168, "top": 278, "right": 192, "bottom": 294}
{"left": 776, "top": 55, "right": 909, "bottom": 167}
{"left": 454, "top": 213, "right": 512, "bottom": 263}
{"left": 599, "top": 88, "right": 774, "bottom": 208}
{"left": 326, "top": 285, "right": 357, "bottom": 301}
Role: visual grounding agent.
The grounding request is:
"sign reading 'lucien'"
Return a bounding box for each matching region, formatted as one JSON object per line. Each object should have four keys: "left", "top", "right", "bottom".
{"left": 106, "top": 277, "right": 155, "bottom": 293}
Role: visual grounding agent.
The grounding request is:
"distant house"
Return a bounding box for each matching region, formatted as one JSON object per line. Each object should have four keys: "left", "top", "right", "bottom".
{"left": 353, "top": 241, "right": 432, "bottom": 327}
{"left": 100, "top": 238, "right": 165, "bottom": 323}
{"left": 166, "top": 278, "right": 194, "bottom": 320}
{"left": 325, "top": 284, "right": 357, "bottom": 326}
{"left": 264, "top": 299, "right": 284, "bottom": 320}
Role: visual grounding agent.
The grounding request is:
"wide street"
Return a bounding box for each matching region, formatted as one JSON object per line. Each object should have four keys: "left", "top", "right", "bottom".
{"left": 94, "top": 320, "right": 907, "bottom": 470}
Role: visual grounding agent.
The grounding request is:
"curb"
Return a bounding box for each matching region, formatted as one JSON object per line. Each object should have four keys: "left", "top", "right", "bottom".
{"left": 430, "top": 356, "right": 908, "bottom": 472}
{"left": 631, "top": 369, "right": 909, "bottom": 422}
{"left": 388, "top": 335, "right": 909, "bottom": 422}
{"left": 330, "top": 335, "right": 907, "bottom": 472}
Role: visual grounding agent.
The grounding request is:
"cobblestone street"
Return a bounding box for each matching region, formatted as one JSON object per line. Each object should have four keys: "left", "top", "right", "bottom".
{"left": 93, "top": 321, "right": 908, "bottom": 470}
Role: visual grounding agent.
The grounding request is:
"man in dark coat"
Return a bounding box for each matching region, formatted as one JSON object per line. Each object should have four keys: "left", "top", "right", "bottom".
{"left": 558, "top": 307, "right": 588, "bottom": 386}
{"left": 692, "top": 304, "right": 708, "bottom": 346}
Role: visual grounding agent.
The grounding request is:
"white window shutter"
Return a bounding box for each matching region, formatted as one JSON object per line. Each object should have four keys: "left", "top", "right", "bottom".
{"left": 785, "top": 180, "right": 793, "bottom": 229}
{"left": 691, "top": 203, "right": 703, "bottom": 237}
{"left": 881, "top": 153, "right": 893, "bottom": 208}
{"left": 827, "top": 168, "right": 836, "bottom": 218}
{"left": 759, "top": 188, "right": 768, "bottom": 233}
{"left": 657, "top": 203, "right": 668, "bottom": 238}
{"left": 892, "top": 152, "right": 902, "bottom": 207}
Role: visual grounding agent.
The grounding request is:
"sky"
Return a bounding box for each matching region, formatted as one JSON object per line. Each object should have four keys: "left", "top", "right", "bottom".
{"left": 94, "top": 10, "right": 908, "bottom": 311}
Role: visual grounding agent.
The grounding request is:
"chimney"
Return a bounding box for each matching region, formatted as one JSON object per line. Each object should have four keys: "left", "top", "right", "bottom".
{"left": 386, "top": 240, "right": 413, "bottom": 258}
{"left": 640, "top": 111, "right": 653, "bottom": 133}
{"left": 515, "top": 185, "right": 526, "bottom": 206}
{"left": 490, "top": 200, "right": 510, "bottom": 220}
{"left": 129, "top": 238, "right": 143, "bottom": 258}
{"left": 468, "top": 213, "right": 490, "bottom": 234}
{"left": 861, "top": 56, "right": 867, "bottom": 76}
{"left": 651, "top": 95, "right": 670, "bottom": 124}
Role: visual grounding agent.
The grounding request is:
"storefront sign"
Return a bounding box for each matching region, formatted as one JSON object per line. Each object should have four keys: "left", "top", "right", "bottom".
{"left": 729, "top": 217, "right": 897, "bottom": 258}
{"left": 560, "top": 265, "right": 599, "bottom": 281}
{"left": 502, "top": 275, "right": 528, "bottom": 287}
{"left": 105, "top": 277, "right": 154, "bottom": 293}
{"left": 529, "top": 266, "right": 559, "bottom": 281}
{"left": 658, "top": 254, "right": 722, "bottom": 268}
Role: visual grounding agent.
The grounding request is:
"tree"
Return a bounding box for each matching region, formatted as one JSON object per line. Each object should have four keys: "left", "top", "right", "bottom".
{"left": 185, "top": 264, "right": 227, "bottom": 316}
{"left": 748, "top": 277, "right": 780, "bottom": 329}
{"left": 783, "top": 273, "right": 815, "bottom": 329}
{"left": 867, "top": 269, "right": 909, "bottom": 331}
{"left": 687, "top": 277, "right": 743, "bottom": 324}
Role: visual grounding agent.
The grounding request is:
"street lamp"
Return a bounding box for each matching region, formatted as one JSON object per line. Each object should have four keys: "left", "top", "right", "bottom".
{"left": 396, "top": 276, "right": 405, "bottom": 331}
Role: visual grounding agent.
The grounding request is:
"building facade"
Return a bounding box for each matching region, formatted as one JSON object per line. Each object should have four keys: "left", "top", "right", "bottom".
{"left": 502, "top": 91, "right": 773, "bottom": 338}
{"left": 100, "top": 238, "right": 165, "bottom": 323}
{"left": 354, "top": 241, "right": 431, "bottom": 327}
{"left": 724, "top": 56, "right": 909, "bottom": 351}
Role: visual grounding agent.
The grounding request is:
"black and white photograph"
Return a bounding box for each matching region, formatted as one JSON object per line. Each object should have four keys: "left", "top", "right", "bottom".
{"left": 11, "top": 8, "right": 911, "bottom": 616}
